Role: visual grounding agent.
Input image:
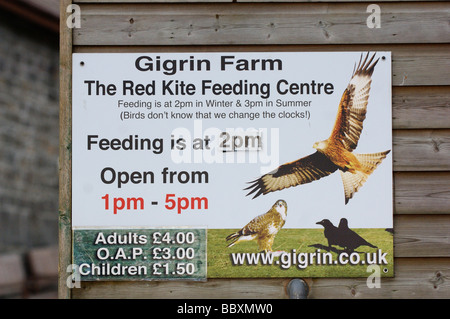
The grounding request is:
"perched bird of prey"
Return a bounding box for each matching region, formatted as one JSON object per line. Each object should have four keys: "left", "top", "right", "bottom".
{"left": 226, "top": 200, "right": 287, "bottom": 252}
{"left": 337, "top": 218, "right": 377, "bottom": 252}
{"left": 246, "top": 53, "right": 390, "bottom": 204}
{"left": 316, "top": 219, "right": 341, "bottom": 250}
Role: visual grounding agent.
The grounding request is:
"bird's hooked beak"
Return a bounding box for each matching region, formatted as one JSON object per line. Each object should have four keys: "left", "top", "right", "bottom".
{"left": 313, "top": 140, "right": 327, "bottom": 152}
{"left": 316, "top": 220, "right": 323, "bottom": 225}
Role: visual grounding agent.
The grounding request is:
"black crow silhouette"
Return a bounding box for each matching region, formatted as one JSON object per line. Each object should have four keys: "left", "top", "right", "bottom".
{"left": 316, "top": 218, "right": 378, "bottom": 253}
{"left": 337, "top": 218, "right": 378, "bottom": 252}
{"left": 316, "top": 219, "right": 341, "bottom": 250}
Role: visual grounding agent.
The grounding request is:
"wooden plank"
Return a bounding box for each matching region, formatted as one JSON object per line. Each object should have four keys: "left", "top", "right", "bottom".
{"left": 64, "top": 0, "right": 450, "bottom": 302}
{"left": 392, "top": 87, "right": 450, "bottom": 129}
{"left": 73, "top": 3, "right": 450, "bottom": 46}
{"left": 72, "top": 44, "right": 450, "bottom": 87}
{"left": 393, "top": 129, "right": 450, "bottom": 171}
{"left": 393, "top": 215, "right": 450, "bottom": 258}
{"left": 394, "top": 172, "right": 450, "bottom": 215}
{"left": 59, "top": 0, "right": 73, "bottom": 300}
{"left": 308, "top": 258, "right": 449, "bottom": 299}
{"left": 71, "top": 257, "right": 449, "bottom": 299}
{"left": 64, "top": 0, "right": 450, "bottom": 304}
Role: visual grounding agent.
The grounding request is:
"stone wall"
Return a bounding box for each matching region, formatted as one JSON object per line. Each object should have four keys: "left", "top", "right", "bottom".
{"left": 0, "top": 9, "right": 59, "bottom": 252}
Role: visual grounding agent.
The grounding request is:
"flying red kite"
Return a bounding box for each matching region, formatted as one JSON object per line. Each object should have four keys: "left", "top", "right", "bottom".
{"left": 246, "top": 53, "right": 390, "bottom": 204}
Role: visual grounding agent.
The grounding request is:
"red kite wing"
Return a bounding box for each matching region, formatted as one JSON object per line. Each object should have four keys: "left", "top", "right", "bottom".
{"left": 330, "top": 53, "right": 379, "bottom": 151}
{"left": 245, "top": 151, "right": 339, "bottom": 199}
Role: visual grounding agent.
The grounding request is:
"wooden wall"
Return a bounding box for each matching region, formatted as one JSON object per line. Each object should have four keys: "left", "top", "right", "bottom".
{"left": 59, "top": 0, "right": 450, "bottom": 299}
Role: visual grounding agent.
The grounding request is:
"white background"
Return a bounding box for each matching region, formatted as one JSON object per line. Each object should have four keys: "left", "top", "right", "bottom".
{"left": 72, "top": 52, "right": 393, "bottom": 230}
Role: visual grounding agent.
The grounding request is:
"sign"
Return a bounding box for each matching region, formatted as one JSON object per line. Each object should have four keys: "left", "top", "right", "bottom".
{"left": 72, "top": 52, "right": 393, "bottom": 280}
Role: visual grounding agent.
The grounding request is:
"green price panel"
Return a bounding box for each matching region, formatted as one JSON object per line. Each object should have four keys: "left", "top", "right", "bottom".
{"left": 73, "top": 228, "right": 207, "bottom": 281}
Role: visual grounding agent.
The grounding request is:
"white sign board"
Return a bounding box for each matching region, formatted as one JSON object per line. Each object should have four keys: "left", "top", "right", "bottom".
{"left": 72, "top": 52, "right": 393, "bottom": 279}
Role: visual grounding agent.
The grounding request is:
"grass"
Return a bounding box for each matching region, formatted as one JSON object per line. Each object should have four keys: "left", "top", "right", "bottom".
{"left": 207, "top": 228, "right": 394, "bottom": 278}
